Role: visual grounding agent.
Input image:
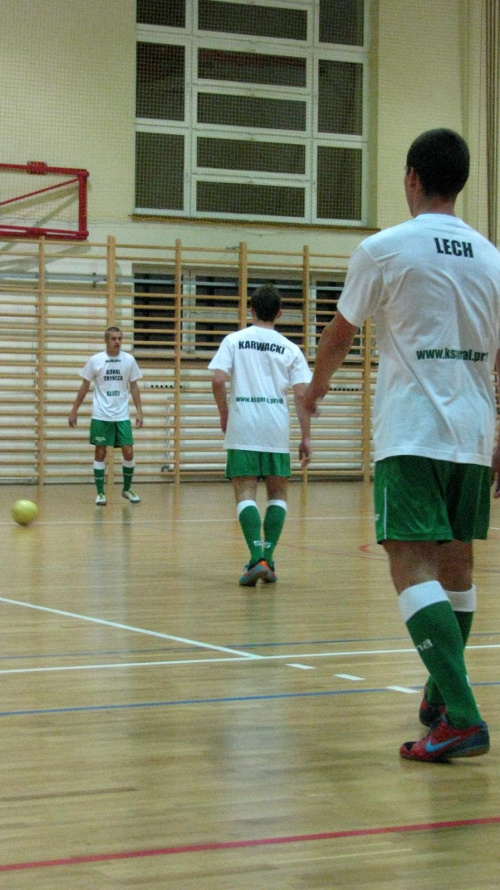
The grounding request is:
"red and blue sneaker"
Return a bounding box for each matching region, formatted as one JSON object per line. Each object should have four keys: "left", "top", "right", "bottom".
{"left": 263, "top": 560, "right": 277, "bottom": 583}
{"left": 400, "top": 714, "right": 490, "bottom": 762}
{"left": 419, "top": 683, "right": 446, "bottom": 727}
{"left": 238, "top": 559, "right": 270, "bottom": 587}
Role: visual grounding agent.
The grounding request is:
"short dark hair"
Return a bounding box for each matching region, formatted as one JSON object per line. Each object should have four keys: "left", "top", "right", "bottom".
{"left": 105, "top": 325, "right": 122, "bottom": 339}
{"left": 250, "top": 283, "right": 282, "bottom": 322}
{"left": 406, "top": 128, "right": 470, "bottom": 199}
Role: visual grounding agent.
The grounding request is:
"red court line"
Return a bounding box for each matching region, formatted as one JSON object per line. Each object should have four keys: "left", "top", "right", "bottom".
{"left": 1, "top": 816, "right": 499, "bottom": 872}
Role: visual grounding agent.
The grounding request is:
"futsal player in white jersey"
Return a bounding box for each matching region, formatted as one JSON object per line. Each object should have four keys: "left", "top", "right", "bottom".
{"left": 304, "top": 129, "right": 500, "bottom": 762}
{"left": 209, "top": 283, "right": 313, "bottom": 586}
{"left": 69, "top": 326, "right": 143, "bottom": 505}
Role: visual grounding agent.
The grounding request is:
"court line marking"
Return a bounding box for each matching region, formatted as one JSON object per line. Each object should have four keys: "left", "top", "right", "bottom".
{"left": 0, "top": 688, "right": 413, "bottom": 717}
{"left": 275, "top": 846, "right": 414, "bottom": 864}
{"left": 2, "top": 628, "right": 497, "bottom": 662}
{"left": 335, "top": 673, "right": 365, "bottom": 681}
{"left": 0, "top": 658, "right": 241, "bottom": 676}
{"left": 0, "top": 643, "right": 498, "bottom": 676}
{"left": 0, "top": 596, "right": 260, "bottom": 662}
{"left": 1, "top": 680, "right": 498, "bottom": 719}
{"left": 1, "top": 816, "right": 500, "bottom": 872}
{"left": 0, "top": 651, "right": 417, "bottom": 676}
{"left": 1, "top": 597, "right": 499, "bottom": 679}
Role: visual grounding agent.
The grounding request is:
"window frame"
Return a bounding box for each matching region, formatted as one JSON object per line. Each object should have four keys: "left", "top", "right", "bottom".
{"left": 135, "top": 0, "right": 370, "bottom": 226}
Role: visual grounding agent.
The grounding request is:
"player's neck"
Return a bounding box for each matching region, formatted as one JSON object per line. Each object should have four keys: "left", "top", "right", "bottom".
{"left": 412, "top": 195, "right": 457, "bottom": 217}
{"left": 253, "top": 320, "right": 276, "bottom": 330}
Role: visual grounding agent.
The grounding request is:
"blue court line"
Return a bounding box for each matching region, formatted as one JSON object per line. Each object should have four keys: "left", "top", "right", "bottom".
{"left": 0, "top": 681, "right": 498, "bottom": 719}
{"left": 0, "top": 631, "right": 498, "bottom": 662}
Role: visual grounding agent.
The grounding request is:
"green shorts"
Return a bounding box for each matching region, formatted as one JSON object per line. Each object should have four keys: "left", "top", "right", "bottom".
{"left": 225, "top": 449, "right": 291, "bottom": 480}
{"left": 90, "top": 419, "right": 134, "bottom": 448}
{"left": 374, "top": 455, "right": 491, "bottom": 543}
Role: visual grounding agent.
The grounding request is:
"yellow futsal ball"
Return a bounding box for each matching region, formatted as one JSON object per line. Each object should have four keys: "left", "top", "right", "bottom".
{"left": 11, "top": 499, "right": 39, "bottom": 526}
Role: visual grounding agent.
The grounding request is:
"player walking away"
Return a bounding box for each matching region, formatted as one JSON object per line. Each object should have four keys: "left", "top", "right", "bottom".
{"left": 209, "top": 283, "right": 313, "bottom": 586}
{"left": 68, "top": 326, "right": 143, "bottom": 505}
{"left": 303, "top": 129, "right": 500, "bottom": 762}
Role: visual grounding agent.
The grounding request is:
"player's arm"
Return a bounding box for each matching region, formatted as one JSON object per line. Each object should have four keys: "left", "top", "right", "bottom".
{"left": 130, "top": 380, "right": 143, "bottom": 428}
{"left": 211, "top": 369, "right": 229, "bottom": 433}
{"left": 68, "top": 379, "right": 91, "bottom": 427}
{"left": 293, "top": 382, "right": 312, "bottom": 468}
{"left": 303, "top": 311, "right": 358, "bottom": 415}
{"left": 492, "top": 348, "right": 500, "bottom": 498}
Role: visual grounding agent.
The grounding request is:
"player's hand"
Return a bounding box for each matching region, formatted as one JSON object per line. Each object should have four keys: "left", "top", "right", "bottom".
{"left": 299, "top": 436, "right": 312, "bottom": 468}
{"left": 492, "top": 444, "right": 500, "bottom": 498}
{"left": 136, "top": 411, "right": 143, "bottom": 428}
{"left": 68, "top": 412, "right": 77, "bottom": 427}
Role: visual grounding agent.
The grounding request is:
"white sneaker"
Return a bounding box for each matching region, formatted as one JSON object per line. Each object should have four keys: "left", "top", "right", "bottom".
{"left": 122, "top": 489, "right": 141, "bottom": 504}
{"left": 95, "top": 492, "right": 107, "bottom": 506}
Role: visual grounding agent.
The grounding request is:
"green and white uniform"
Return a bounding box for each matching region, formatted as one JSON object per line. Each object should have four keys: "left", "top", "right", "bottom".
{"left": 338, "top": 213, "right": 500, "bottom": 466}
{"left": 208, "top": 325, "right": 311, "bottom": 453}
{"left": 80, "top": 350, "right": 142, "bottom": 421}
{"left": 81, "top": 349, "right": 142, "bottom": 498}
{"left": 338, "top": 212, "right": 500, "bottom": 542}
{"left": 339, "top": 211, "right": 500, "bottom": 734}
{"left": 210, "top": 324, "right": 311, "bottom": 571}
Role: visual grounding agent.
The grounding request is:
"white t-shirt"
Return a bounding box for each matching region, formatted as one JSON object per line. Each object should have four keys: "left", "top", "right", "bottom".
{"left": 80, "top": 350, "right": 142, "bottom": 421}
{"left": 208, "top": 325, "right": 312, "bottom": 452}
{"left": 337, "top": 213, "right": 500, "bottom": 466}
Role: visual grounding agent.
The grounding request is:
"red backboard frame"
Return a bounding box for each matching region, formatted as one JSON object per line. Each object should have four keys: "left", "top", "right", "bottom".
{"left": 0, "top": 161, "right": 89, "bottom": 240}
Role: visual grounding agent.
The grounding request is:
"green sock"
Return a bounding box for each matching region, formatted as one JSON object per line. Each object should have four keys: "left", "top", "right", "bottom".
{"left": 122, "top": 461, "right": 135, "bottom": 492}
{"left": 426, "top": 588, "right": 475, "bottom": 706}
{"left": 400, "top": 581, "right": 482, "bottom": 728}
{"left": 237, "top": 501, "right": 263, "bottom": 564}
{"left": 93, "top": 461, "right": 105, "bottom": 494}
{"left": 263, "top": 500, "right": 287, "bottom": 565}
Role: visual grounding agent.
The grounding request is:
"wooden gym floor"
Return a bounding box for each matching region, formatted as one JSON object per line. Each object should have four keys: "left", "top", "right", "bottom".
{"left": 0, "top": 479, "right": 499, "bottom": 889}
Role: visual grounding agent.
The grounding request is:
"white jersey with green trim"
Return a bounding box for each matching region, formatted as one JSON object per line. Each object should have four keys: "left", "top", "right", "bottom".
{"left": 208, "top": 324, "right": 312, "bottom": 452}
{"left": 80, "top": 350, "right": 142, "bottom": 421}
{"left": 337, "top": 213, "right": 500, "bottom": 466}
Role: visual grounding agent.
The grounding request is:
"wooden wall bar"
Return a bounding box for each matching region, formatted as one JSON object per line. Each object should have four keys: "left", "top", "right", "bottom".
{"left": 0, "top": 236, "right": 377, "bottom": 485}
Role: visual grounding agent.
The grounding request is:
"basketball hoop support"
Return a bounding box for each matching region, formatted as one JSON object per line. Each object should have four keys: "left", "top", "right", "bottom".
{"left": 0, "top": 161, "right": 89, "bottom": 240}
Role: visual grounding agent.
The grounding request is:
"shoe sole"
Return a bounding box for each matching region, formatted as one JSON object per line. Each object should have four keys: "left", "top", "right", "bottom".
{"left": 446, "top": 743, "right": 490, "bottom": 759}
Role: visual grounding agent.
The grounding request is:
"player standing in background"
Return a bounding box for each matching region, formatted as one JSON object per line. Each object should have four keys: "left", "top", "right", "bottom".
{"left": 303, "top": 128, "right": 500, "bottom": 762}
{"left": 68, "top": 326, "right": 143, "bottom": 505}
{"left": 209, "top": 283, "right": 313, "bottom": 586}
